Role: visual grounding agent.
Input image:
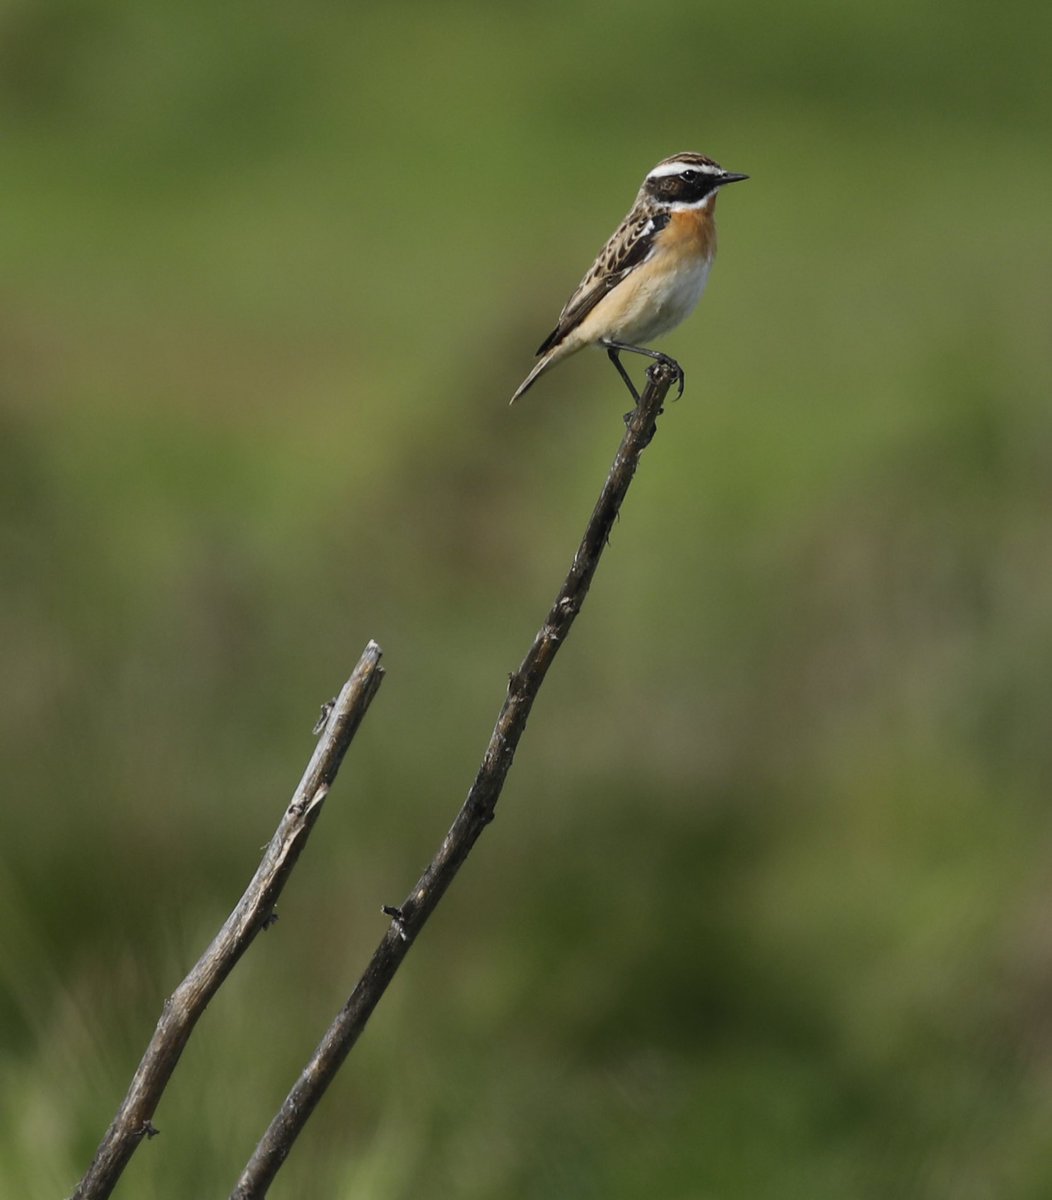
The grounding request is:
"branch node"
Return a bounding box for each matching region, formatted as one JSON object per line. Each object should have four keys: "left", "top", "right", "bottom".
{"left": 305, "top": 783, "right": 329, "bottom": 814}
{"left": 262, "top": 911, "right": 279, "bottom": 931}
{"left": 139, "top": 1121, "right": 160, "bottom": 1141}
{"left": 467, "top": 794, "right": 497, "bottom": 825}
{"left": 312, "top": 698, "right": 336, "bottom": 736}
{"left": 381, "top": 905, "right": 409, "bottom": 942}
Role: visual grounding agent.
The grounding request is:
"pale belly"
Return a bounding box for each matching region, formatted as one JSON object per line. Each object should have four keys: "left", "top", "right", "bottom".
{"left": 626, "top": 253, "right": 713, "bottom": 342}
{"left": 572, "top": 251, "right": 714, "bottom": 349}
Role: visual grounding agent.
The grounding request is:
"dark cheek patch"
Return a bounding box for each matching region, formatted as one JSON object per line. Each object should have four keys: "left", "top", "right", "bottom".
{"left": 652, "top": 175, "right": 718, "bottom": 205}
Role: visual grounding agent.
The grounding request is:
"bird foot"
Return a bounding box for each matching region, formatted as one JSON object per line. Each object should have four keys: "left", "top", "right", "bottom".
{"left": 647, "top": 355, "right": 685, "bottom": 399}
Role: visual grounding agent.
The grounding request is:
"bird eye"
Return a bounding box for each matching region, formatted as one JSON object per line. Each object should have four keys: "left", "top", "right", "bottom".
{"left": 681, "top": 169, "right": 700, "bottom": 182}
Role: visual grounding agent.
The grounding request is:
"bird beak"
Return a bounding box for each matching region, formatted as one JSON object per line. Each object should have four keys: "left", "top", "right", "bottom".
{"left": 718, "top": 171, "right": 749, "bottom": 186}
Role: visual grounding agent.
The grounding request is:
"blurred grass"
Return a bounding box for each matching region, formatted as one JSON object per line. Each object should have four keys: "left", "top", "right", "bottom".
{"left": 2, "top": 0, "right": 1051, "bottom": 1196}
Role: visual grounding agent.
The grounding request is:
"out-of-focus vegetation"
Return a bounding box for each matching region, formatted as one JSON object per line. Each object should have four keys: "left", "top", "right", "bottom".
{"left": 2, "top": 1, "right": 1051, "bottom": 1196}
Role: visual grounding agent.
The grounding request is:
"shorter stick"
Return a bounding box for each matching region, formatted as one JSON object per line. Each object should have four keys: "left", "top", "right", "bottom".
{"left": 71, "top": 642, "right": 386, "bottom": 1200}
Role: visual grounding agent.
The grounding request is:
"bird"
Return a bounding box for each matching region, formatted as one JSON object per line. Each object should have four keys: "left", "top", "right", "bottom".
{"left": 510, "top": 152, "right": 748, "bottom": 405}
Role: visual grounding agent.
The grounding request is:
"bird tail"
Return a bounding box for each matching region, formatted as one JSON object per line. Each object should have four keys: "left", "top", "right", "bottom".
{"left": 509, "top": 351, "right": 557, "bottom": 405}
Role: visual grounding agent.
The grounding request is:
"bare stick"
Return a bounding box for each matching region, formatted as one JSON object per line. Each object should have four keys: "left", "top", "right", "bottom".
{"left": 231, "top": 362, "right": 676, "bottom": 1198}
{"left": 70, "top": 642, "right": 386, "bottom": 1200}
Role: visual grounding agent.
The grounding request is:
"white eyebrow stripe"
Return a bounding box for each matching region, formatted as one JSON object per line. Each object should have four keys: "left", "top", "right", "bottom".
{"left": 646, "top": 159, "right": 721, "bottom": 180}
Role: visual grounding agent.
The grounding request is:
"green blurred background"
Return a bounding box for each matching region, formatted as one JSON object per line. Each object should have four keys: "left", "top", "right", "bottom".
{"left": 2, "top": 1, "right": 1051, "bottom": 1196}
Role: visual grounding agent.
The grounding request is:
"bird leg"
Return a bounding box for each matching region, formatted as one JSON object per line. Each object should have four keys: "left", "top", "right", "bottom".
{"left": 604, "top": 345, "right": 665, "bottom": 445}
{"left": 605, "top": 346, "right": 641, "bottom": 405}
{"left": 601, "top": 339, "right": 685, "bottom": 400}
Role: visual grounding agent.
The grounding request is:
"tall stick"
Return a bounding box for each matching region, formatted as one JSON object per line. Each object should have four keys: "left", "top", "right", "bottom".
{"left": 231, "top": 362, "right": 676, "bottom": 1198}
{"left": 71, "top": 643, "right": 385, "bottom": 1200}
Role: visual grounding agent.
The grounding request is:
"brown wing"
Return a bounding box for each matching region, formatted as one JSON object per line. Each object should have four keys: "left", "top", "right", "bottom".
{"left": 535, "top": 209, "right": 669, "bottom": 356}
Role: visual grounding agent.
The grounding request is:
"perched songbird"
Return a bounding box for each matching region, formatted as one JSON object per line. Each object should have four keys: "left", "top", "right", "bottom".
{"left": 510, "top": 152, "right": 748, "bottom": 405}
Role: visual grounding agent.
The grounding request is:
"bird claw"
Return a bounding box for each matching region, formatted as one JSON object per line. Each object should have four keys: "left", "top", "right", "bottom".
{"left": 647, "top": 356, "right": 685, "bottom": 399}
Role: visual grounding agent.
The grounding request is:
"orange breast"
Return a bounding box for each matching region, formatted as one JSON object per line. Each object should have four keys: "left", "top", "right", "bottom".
{"left": 663, "top": 207, "right": 717, "bottom": 261}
